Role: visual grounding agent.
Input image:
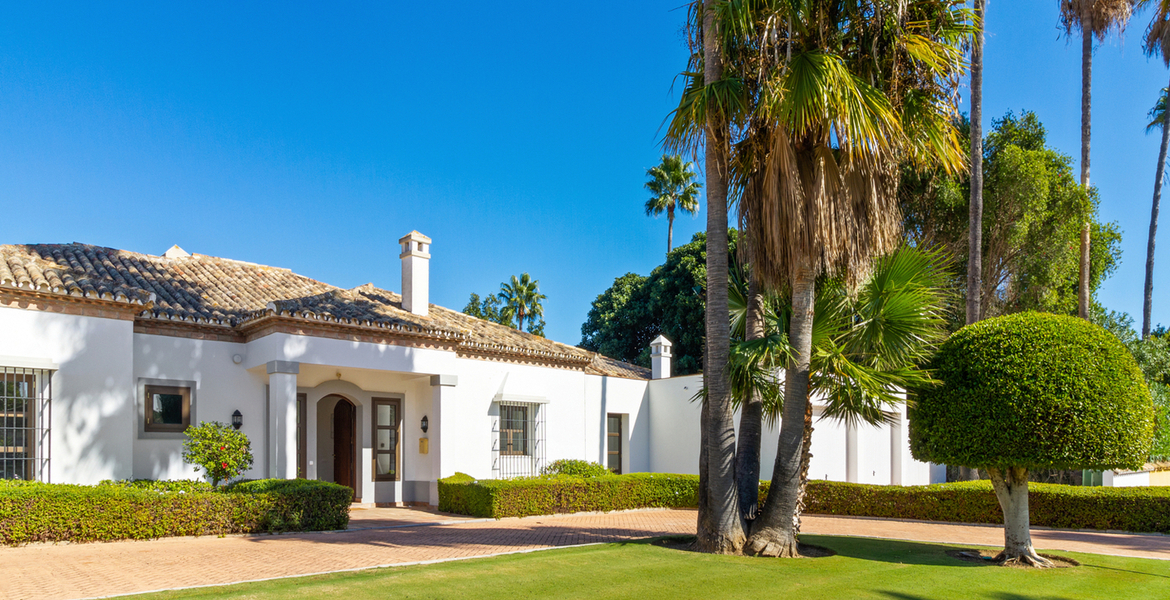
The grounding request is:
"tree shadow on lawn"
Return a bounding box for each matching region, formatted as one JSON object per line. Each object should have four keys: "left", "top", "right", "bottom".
{"left": 800, "top": 535, "right": 994, "bottom": 568}
{"left": 812, "top": 536, "right": 1170, "bottom": 587}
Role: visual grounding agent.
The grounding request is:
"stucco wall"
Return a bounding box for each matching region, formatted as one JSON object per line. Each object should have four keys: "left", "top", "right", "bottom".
{"left": 0, "top": 306, "right": 135, "bottom": 484}
{"left": 132, "top": 333, "right": 264, "bottom": 480}
{"left": 646, "top": 372, "right": 932, "bottom": 486}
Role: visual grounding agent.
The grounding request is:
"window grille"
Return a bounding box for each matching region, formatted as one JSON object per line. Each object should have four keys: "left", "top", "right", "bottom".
{"left": 1, "top": 367, "right": 52, "bottom": 482}
{"left": 492, "top": 401, "right": 544, "bottom": 478}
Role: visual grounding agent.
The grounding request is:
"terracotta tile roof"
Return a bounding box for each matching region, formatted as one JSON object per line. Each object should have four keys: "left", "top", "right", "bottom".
{"left": 0, "top": 243, "right": 649, "bottom": 380}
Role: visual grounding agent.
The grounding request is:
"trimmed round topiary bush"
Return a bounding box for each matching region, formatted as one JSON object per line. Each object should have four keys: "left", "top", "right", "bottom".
{"left": 909, "top": 312, "right": 1155, "bottom": 567}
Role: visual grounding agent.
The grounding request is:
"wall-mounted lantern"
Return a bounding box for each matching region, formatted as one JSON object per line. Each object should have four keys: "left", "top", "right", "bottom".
{"left": 421, "top": 415, "right": 429, "bottom": 433}
{"left": 232, "top": 410, "right": 243, "bottom": 430}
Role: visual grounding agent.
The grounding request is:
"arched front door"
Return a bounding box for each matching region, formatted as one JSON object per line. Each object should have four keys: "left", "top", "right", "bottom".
{"left": 332, "top": 398, "right": 357, "bottom": 500}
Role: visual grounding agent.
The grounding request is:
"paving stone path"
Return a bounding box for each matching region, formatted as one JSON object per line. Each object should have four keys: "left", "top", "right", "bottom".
{"left": 1, "top": 508, "right": 1165, "bottom": 600}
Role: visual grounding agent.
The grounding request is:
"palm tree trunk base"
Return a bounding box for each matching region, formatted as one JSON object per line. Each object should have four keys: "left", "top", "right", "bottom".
{"left": 697, "top": 532, "right": 748, "bottom": 555}
{"left": 994, "top": 550, "right": 1055, "bottom": 569}
{"left": 744, "top": 530, "right": 801, "bottom": 557}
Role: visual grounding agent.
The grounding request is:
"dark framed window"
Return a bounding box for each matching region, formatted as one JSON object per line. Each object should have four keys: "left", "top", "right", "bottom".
{"left": 607, "top": 414, "right": 623, "bottom": 474}
{"left": 144, "top": 385, "right": 190, "bottom": 433}
{"left": 373, "top": 397, "right": 401, "bottom": 481}
{"left": 500, "top": 405, "right": 529, "bottom": 456}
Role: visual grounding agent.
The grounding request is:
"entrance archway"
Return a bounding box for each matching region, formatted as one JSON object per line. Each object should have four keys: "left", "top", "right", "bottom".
{"left": 332, "top": 397, "right": 357, "bottom": 499}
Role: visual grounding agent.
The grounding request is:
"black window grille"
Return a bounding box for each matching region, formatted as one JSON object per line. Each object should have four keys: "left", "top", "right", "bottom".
{"left": 1, "top": 367, "right": 51, "bottom": 482}
{"left": 493, "top": 401, "right": 544, "bottom": 478}
{"left": 500, "top": 405, "right": 528, "bottom": 456}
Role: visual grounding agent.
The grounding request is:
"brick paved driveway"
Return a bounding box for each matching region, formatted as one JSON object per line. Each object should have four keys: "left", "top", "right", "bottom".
{"left": 1, "top": 508, "right": 1166, "bottom": 600}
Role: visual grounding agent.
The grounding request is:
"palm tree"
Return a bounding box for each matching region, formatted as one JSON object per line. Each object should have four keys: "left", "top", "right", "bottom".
{"left": 958, "top": 0, "right": 987, "bottom": 484}
{"left": 724, "top": 1, "right": 969, "bottom": 558}
{"left": 663, "top": 0, "right": 749, "bottom": 554}
{"left": 969, "top": 0, "right": 986, "bottom": 326}
{"left": 645, "top": 155, "right": 703, "bottom": 254}
{"left": 1060, "top": 0, "right": 1143, "bottom": 320}
{"left": 497, "top": 273, "right": 546, "bottom": 333}
{"left": 696, "top": 0, "right": 745, "bottom": 555}
{"left": 1144, "top": 4, "right": 1170, "bottom": 338}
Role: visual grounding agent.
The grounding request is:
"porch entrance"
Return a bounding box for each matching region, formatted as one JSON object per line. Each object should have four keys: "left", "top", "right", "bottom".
{"left": 332, "top": 397, "right": 357, "bottom": 500}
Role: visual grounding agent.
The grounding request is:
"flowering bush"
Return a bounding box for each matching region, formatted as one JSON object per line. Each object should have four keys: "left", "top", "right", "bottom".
{"left": 181, "top": 422, "right": 254, "bottom": 486}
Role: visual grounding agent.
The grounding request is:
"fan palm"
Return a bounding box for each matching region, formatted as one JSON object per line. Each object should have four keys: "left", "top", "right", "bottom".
{"left": 645, "top": 155, "right": 703, "bottom": 254}
{"left": 728, "top": 1, "right": 968, "bottom": 558}
{"left": 666, "top": 0, "right": 968, "bottom": 557}
{"left": 1060, "top": 0, "right": 1144, "bottom": 319}
{"left": 718, "top": 246, "right": 953, "bottom": 528}
{"left": 497, "top": 273, "right": 545, "bottom": 333}
{"left": 1144, "top": 4, "right": 1170, "bottom": 338}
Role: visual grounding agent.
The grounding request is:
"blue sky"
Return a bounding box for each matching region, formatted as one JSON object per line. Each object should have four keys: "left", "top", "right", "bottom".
{"left": 0, "top": 2, "right": 1167, "bottom": 345}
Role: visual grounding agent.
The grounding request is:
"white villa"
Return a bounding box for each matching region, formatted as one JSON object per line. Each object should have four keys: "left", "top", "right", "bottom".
{"left": 0, "top": 231, "right": 942, "bottom": 505}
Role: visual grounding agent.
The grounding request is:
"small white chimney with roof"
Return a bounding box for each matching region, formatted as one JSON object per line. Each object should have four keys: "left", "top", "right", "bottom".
{"left": 400, "top": 231, "right": 431, "bottom": 316}
{"left": 650, "top": 335, "right": 672, "bottom": 379}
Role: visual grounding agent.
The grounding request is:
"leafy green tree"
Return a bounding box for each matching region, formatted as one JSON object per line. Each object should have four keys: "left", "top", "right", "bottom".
{"left": 644, "top": 154, "right": 702, "bottom": 254}
{"left": 910, "top": 312, "right": 1155, "bottom": 567}
{"left": 579, "top": 273, "right": 654, "bottom": 365}
{"left": 498, "top": 273, "right": 546, "bottom": 334}
{"left": 901, "top": 111, "right": 1121, "bottom": 329}
{"left": 1092, "top": 308, "right": 1170, "bottom": 461}
{"left": 1060, "top": 0, "right": 1143, "bottom": 319}
{"left": 182, "top": 422, "right": 254, "bottom": 487}
{"left": 580, "top": 231, "right": 735, "bottom": 376}
{"left": 463, "top": 293, "right": 511, "bottom": 326}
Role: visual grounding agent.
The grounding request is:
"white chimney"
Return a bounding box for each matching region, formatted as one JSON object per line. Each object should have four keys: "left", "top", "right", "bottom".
{"left": 650, "top": 335, "right": 672, "bottom": 379}
{"left": 399, "top": 231, "right": 431, "bottom": 316}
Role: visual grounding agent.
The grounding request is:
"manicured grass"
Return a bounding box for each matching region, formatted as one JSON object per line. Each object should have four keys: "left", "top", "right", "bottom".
{"left": 143, "top": 535, "right": 1169, "bottom": 600}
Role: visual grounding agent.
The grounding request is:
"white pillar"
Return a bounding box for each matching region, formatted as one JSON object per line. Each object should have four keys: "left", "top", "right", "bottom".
{"left": 845, "top": 420, "right": 858, "bottom": 483}
{"left": 650, "top": 335, "right": 672, "bottom": 379}
{"left": 400, "top": 231, "right": 432, "bottom": 316}
{"left": 266, "top": 361, "right": 299, "bottom": 480}
{"left": 428, "top": 374, "right": 458, "bottom": 506}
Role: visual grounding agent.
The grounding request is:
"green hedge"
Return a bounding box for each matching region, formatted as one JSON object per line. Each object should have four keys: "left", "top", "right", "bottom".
{"left": 798, "top": 480, "right": 1170, "bottom": 533}
{"left": 0, "top": 478, "right": 352, "bottom": 545}
{"left": 440, "top": 473, "right": 1170, "bottom": 533}
{"left": 438, "top": 472, "right": 698, "bottom": 518}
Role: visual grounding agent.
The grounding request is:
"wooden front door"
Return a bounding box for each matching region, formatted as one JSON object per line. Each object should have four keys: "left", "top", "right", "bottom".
{"left": 333, "top": 399, "right": 356, "bottom": 500}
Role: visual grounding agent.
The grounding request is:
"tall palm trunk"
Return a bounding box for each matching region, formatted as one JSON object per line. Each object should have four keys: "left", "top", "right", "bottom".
{"left": 668, "top": 205, "right": 675, "bottom": 253}
{"left": 695, "top": 0, "right": 745, "bottom": 554}
{"left": 958, "top": 0, "right": 985, "bottom": 484}
{"left": 968, "top": 0, "right": 984, "bottom": 325}
{"left": 1078, "top": 16, "right": 1093, "bottom": 320}
{"left": 745, "top": 268, "right": 816, "bottom": 557}
{"left": 735, "top": 273, "right": 765, "bottom": 521}
{"left": 1144, "top": 83, "right": 1170, "bottom": 339}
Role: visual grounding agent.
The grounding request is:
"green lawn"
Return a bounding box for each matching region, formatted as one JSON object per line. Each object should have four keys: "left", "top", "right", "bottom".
{"left": 144, "top": 536, "right": 1169, "bottom": 600}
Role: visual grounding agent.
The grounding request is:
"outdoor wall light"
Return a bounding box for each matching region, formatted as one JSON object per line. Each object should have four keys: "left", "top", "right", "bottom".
{"left": 421, "top": 415, "right": 429, "bottom": 433}
{"left": 232, "top": 410, "right": 243, "bottom": 430}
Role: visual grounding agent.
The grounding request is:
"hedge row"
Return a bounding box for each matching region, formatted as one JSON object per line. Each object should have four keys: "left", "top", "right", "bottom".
{"left": 0, "top": 478, "right": 352, "bottom": 545}
{"left": 438, "top": 472, "right": 698, "bottom": 518}
{"left": 440, "top": 474, "right": 1170, "bottom": 533}
{"left": 798, "top": 479, "right": 1170, "bottom": 533}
